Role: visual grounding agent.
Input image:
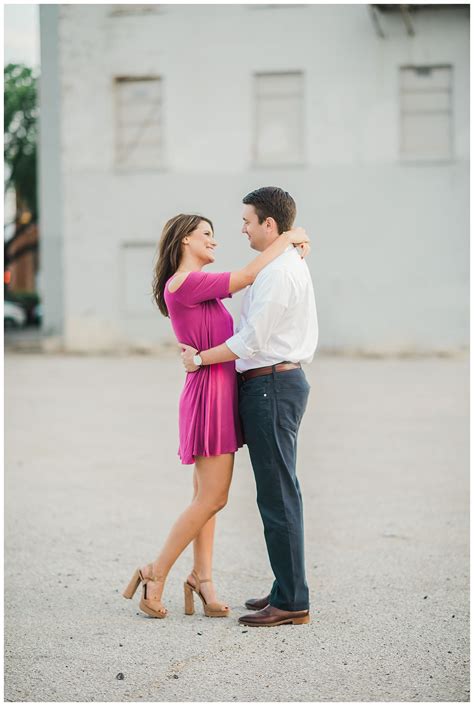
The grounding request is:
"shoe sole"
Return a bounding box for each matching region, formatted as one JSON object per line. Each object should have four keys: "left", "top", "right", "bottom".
{"left": 139, "top": 598, "right": 167, "bottom": 618}
{"left": 238, "top": 615, "right": 310, "bottom": 627}
{"left": 184, "top": 581, "right": 230, "bottom": 617}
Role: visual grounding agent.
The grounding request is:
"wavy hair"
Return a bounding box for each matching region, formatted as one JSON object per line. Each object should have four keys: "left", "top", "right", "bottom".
{"left": 152, "top": 214, "right": 213, "bottom": 317}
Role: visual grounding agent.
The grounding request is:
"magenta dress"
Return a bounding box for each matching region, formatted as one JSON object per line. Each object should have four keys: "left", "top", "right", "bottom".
{"left": 164, "top": 270, "right": 243, "bottom": 465}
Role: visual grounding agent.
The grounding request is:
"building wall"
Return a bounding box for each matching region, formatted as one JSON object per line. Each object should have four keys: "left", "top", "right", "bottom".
{"left": 39, "top": 4, "right": 64, "bottom": 336}
{"left": 40, "top": 4, "right": 470, "bottom": 353}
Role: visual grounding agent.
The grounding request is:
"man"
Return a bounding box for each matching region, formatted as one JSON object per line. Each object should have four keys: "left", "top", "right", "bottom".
{"left": 181, "top": 186, "right": 318, "bottom": 627}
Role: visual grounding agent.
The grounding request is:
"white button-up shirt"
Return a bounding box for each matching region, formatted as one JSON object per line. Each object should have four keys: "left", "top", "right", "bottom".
{"left": 226, "top": 246, "right": 318, "bottom": 373}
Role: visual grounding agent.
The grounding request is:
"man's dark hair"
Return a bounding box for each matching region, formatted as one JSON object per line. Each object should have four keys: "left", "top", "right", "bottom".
{"left": 243, "top": 186, "right": 296, "bottom": 234}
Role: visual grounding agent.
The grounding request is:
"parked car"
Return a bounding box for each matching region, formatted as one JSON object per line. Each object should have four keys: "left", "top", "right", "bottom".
{"left": 4, "top": 300, "right": 27, "bottom": 329}
{"left": 32, "top": 303, "right": 42, "bottom": 326}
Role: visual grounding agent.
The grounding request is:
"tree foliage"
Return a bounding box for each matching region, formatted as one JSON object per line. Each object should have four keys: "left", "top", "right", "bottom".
{"left": 4, "top": 62, "right": 39, "bottom": 217}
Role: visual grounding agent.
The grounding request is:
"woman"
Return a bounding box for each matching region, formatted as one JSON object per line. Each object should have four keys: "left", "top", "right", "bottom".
{"left": 123, "top": 214, "right": 309, "bottom": 619}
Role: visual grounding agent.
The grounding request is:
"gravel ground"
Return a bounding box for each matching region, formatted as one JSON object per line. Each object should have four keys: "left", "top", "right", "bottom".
{"left": 4, "top": 352, "right": 469, "bottom": 702}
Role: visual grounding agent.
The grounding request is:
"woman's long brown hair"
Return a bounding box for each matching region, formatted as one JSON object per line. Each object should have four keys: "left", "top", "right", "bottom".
{"left": 152, "top": 214, "right": 214, "bottom": 317}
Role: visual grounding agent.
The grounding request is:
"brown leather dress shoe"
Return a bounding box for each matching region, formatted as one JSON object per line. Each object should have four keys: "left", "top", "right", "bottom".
{"left": 238, "top": 604, "right": 310, "bottom": 627}
{"left": 244, "top": 594, "right": 271, "bottom": 611}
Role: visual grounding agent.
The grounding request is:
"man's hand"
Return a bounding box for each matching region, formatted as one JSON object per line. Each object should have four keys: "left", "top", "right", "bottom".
{"left": 179, "top": 343, "right": 199, "bottom": 372}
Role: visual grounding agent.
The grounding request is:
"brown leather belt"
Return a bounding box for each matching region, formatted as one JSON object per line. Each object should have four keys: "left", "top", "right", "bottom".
{"left": 238, "top": 362, "right": 301, "bottom": 382}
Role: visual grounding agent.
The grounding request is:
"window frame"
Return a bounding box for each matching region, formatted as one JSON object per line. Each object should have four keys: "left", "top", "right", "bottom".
{"left": 109, "top": 5, "right": 163, "bottom": 17}
{"left": 252, "top": 70, "right": 306, "bottom": 169}
{"left": 119, "top": 241, "right": 157, "bottom": 317}
{"left": 113, "top": 75, "right": 165, "bottom": 173}
{"left": 399, "top": 63, "right": 454, "bottom": 165}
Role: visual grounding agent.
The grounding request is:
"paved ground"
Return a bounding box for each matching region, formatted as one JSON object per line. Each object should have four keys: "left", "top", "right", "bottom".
{"left": 4, "top": 352, "right": 469, "bottom": 702}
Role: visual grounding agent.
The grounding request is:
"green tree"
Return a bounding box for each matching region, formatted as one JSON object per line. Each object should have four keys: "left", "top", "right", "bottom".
{"left": 4, "top": 62, "right": 39, "bottom": 264}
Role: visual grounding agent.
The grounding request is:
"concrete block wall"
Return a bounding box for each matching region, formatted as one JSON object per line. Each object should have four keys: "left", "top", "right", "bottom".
{"left": 39, "top": 4, "right": 470, "bottom": 353}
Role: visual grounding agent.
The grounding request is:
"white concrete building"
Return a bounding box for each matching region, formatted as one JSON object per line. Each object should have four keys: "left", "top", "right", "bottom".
{"left": 39, "top": 4, "right": 470, "bottom": 353}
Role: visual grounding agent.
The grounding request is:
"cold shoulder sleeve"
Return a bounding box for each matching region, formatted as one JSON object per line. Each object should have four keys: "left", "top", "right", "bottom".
{"left": 171, "top": 271, "right": 232, "bottom": 305}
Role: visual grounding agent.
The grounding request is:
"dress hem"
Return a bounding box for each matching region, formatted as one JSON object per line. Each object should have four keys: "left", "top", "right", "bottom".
{"left": 178, "top": 443, "right": 244, "bottom": 465}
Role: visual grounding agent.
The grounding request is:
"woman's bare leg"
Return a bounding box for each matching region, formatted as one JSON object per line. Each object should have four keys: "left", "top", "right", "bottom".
{"left": 141, "top": 453, "right": 234, "bottom": 602}
{"left": 187, "top": 468, "right": 223, "bottom": 606}
{"left": 192, "top": 467, "right": 217, "bottom": 577}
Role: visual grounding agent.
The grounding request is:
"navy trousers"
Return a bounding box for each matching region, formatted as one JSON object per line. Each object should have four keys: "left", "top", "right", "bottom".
{"left": 238, "top": 366, "right": 311, "bottom": 611}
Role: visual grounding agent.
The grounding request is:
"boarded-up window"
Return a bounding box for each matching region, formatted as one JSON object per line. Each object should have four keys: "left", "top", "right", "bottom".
{"left": 115, "top": 77, "right": 163, "bottom": 169}
{"left": 249, "top": 4, "right": 306, "bottom": 8}
{"left": 400, "top": 66, "right": 452, "bottom": 161}
{"left": 110, "top": 5, "right": 161, "bottom": 15}
{"left": 120, "top": 243, "right": 156, "bottom": 315}
{"left": 254, "top": 72, "right": 304, "bottom": 166}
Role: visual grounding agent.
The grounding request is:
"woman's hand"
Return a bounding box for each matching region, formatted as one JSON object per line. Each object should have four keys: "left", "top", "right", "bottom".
{"left": 285, "top": 226, "right": 310, "bottom": 245}
{"left": 284, "top": 226, "right": 311, "bottom": 258}
{"left": 296, "top": 242, "right": 311, "bottom": 259}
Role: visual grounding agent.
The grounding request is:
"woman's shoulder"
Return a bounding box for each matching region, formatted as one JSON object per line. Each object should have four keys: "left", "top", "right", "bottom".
{"left": 167, "top": 271, "right": 194, "bottom": 293}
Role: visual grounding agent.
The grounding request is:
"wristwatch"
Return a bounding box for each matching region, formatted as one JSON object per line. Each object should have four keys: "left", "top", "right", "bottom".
{"left": 193, "top": 353, "right": 203, "bottom": 367}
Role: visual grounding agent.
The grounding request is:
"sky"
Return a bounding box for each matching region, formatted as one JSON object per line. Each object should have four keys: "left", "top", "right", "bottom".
{"left": 4, "top": 4, "right": 40, "bottom": 68}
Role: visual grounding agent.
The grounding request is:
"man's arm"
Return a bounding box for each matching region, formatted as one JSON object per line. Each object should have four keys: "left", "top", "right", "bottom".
{"left": 180, "top": 341, "right": 238, "bottom": 371}
{"left": 229, "top": 229, "right": 308, "bottom": 294}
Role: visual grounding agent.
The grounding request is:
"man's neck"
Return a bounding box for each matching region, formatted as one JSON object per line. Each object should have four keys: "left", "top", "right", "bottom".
{"left": 261, "top": 232, "right": 281, "bottom": 251}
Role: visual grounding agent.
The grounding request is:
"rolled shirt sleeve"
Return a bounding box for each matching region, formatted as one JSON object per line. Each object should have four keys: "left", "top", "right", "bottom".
{"left": 226, "top": 269, "right": 289, "bottom": 360}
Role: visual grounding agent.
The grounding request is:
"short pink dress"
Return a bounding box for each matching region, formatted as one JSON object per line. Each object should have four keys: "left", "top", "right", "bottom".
{"left": 164, "top": 270, "right": 243, "bottom": 465}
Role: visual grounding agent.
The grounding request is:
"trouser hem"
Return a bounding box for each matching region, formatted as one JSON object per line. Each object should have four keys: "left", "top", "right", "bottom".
{"left": 269, "top": 601, "right": 310, "bottom": 612}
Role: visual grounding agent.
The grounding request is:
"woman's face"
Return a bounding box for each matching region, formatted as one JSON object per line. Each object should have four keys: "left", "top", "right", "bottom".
{"left": 185, "top": 220, "right": 216, "bottom": 264}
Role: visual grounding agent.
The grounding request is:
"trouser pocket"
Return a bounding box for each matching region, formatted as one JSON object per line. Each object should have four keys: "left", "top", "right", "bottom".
{"left": 275, "top": 372, "right": 310, "bottom": 433}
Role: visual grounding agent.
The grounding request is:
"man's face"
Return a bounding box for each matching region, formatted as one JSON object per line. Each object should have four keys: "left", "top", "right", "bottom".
{"left": 241, "top": 204, "right": 271, "bottom": 252}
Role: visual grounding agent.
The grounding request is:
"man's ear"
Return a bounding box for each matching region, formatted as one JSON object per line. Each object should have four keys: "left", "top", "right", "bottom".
{"left": 265, "top": 216, "right": 278, "bottom": 232}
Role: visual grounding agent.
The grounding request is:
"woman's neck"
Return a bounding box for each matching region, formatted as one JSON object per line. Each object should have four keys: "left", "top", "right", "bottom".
{"left": 176, "top": 254, "right": 204, "bottom": 273}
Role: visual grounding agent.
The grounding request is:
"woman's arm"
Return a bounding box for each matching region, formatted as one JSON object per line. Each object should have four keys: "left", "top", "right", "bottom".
{"left": 229, "top": 227, "right": 309, "bottom": 294}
